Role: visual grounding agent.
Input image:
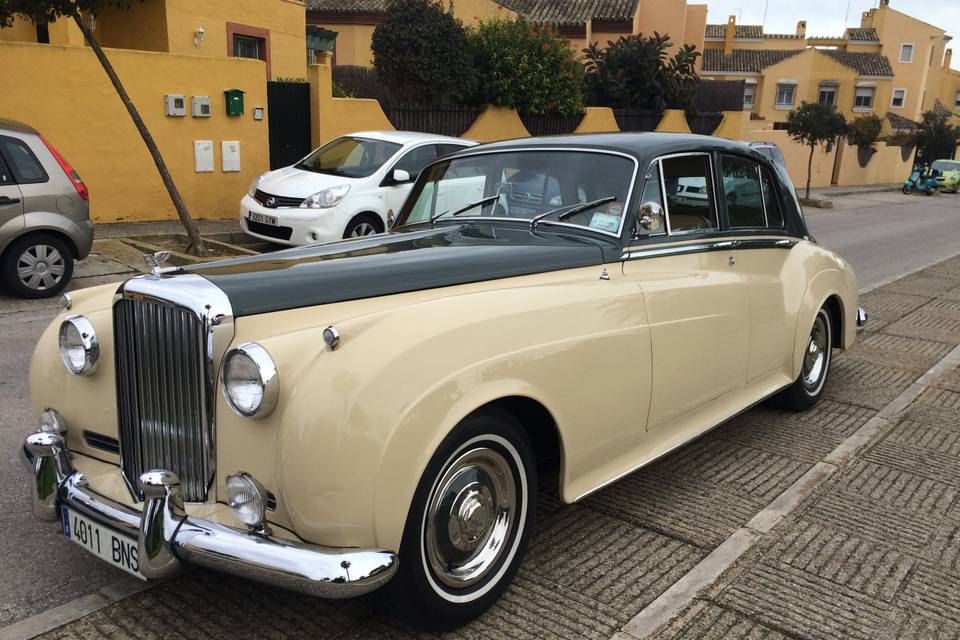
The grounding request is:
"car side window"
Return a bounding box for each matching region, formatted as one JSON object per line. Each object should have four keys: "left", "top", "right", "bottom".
{"left": 393, "top": 145, "right": 439, "bottom": 181}
{"left": 0, "top": 136, "right": 48, "bottom": 184}
{"left": 720, "top": 154, "right": 765, "bottom": 228}
{"left": 0, "top": 153, "right": 12, "bottom": 185}
{"left": 760, "top": 167, "right": 785, "bottom": 228}
{"left": 661, "top": 154, "right": 717, "bottom": 233}
{"left": 437, "top": 143, "right": 469, "bottom": 158}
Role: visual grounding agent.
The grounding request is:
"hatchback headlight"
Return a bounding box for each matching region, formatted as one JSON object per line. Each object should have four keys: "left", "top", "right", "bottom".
{"left": 221, "top": 342, "right": 279, "bottom": 418}
{"left": 58, "top": 315, "right": 99, "bottom": 376}
{"left": 248, "top": 172, "right": 267, "bottom": 197}
{"left": 300, "top": 184, "right": 350, "bottom": 209}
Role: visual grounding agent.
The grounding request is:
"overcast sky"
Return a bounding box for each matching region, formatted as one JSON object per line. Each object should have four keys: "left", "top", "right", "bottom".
{"left": 702, "top": 0, "right": 960, "bottom": 70}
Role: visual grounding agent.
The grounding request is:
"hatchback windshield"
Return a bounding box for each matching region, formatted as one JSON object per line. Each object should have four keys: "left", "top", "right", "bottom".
{"left": 296, "top": 136, "right": 402, "bottom": 178}
{"left": 931, "top": 160, "right": 960, "bottom": 173}
{"left": 398, "top": 150, "right": 636, "bottom": 234}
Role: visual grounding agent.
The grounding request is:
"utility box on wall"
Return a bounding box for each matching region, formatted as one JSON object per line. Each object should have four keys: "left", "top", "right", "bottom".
{"left": 194, "top": 140, "right": 214, "bottom": 173}
{"left": 224, "top": 89, "right": 245, "bottom": 116}
{"left": 191, "top": 96, "right": 212, "bottom": 118}
{"left": 221, "top": 141, "right": 241, "bottom": 172}
{"left": 164, "top": 94, "right": 186, "bottom": 117}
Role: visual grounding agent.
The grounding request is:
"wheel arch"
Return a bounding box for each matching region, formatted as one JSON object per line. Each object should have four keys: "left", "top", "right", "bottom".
{"left": 346, "top": 210, "right": 385, "bottom": 234}
{"left": 1, "top": 227, "right": 79, "bottom": 261}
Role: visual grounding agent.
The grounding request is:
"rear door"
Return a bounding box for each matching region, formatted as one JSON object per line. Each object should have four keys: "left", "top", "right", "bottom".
{"left": 0, "top": 148, "right": 25, "bottom": 241}
{"left": 719, "top": 153, "right": 794, "bottom": 382}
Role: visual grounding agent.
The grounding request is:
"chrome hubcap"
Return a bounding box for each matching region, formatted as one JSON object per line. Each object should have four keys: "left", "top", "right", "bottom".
{"left": 350, "top": 222, "right": 377, "bottom": 237}
{"left": 17, "top": 244, "right": 65, "bottom": 291}
{"left": 802, "top": 314, "right": 829, "bottom": 389}
{"left": 425, "top": 447, "right": 516, "bottom": 589}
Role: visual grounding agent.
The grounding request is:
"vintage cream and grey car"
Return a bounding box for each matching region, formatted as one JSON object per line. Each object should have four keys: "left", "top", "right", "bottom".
{"left": 22, "top": 133, "right": 866, "bottom": 629}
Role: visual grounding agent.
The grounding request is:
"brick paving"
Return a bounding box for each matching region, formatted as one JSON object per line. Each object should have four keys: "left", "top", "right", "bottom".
{"left": 26, "top": 254, "right": 960, "bottom": 639}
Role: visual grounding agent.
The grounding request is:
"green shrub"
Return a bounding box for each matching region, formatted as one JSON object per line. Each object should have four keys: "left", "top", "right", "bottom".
{"left": 846, "top": 114, "right": 882, "bottom": 148}
{"left": 582, "top": 32, "right": 700, "bottom": 111}
{"left": 332, "top": 81, "right": 354, "bottom": 98}
{"left": 371, "top": 0, "right": 475, "bottom": 104}
{"left": 466, "top": 19, "right": 582, "bottom": 115}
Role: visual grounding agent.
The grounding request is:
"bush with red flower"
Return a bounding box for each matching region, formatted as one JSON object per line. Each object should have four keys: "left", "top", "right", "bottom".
{"left": 464, "top": 18, "right": 583, "bottom": 115}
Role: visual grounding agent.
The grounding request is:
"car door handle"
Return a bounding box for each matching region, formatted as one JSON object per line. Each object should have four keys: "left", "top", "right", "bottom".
{"left": 0, "top": 196, "right": 20, "bottom": 205}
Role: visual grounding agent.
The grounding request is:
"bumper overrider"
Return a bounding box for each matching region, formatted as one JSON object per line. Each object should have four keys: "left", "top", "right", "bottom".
{"left": 22, "top": 430, "right": 398, "bottom": 597}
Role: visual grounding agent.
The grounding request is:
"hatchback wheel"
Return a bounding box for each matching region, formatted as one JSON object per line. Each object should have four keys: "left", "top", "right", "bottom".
{"left": 383, "top": 408, "right": 536, "bottom": 631}
{"left": 2, "top": 234, "right": 74, "bottom": 299}
{"left": 344, "top": 215, "right": 381, "bottom": 239}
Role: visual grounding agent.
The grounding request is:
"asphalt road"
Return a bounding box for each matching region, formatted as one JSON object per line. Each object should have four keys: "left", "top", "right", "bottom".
{"left": 1, "top": 190, "right": 959, "bottom": 633}
{"left": 805, "top": 190, "right": 960, "bottom": 292}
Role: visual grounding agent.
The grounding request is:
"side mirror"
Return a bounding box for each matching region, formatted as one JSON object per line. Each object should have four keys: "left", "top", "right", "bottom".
{"left": 391, "top": 169, "right": 411, "bottom": 184}
{"left": 634, "top": 201, "right": 664, "bottom": 236}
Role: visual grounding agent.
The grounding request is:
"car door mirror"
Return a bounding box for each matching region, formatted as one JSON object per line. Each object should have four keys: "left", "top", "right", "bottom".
{"left": 391, "top": 169, "right": 411, "bottom": 185}
{"left": 634, "top": 201, "right": 664, "bottom": 236}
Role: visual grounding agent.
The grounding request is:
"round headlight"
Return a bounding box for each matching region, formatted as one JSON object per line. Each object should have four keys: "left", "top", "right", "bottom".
{"left": 58, "top": 315, "right": 99, "bottom": 376}
{"left": 225, "top": 472, "right": 267, "bottom": 529}
{"left": 221, "top": 342, "right": 278, "bottom": 418}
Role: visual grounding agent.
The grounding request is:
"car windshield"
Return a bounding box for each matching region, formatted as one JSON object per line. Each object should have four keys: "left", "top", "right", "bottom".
{"left": 398, "top": 150, "right": 636, "bottom": 235}
{"left": 295, "top": 136, "right": 402, "bottom": 178}
{"left": 931, "top": 160, "right": 959, "bottom": 172}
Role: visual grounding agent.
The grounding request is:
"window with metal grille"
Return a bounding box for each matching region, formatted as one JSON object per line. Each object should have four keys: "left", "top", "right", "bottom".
{"left": 854, "top": 86, "right": 875, "bottom": 109}
{"left": 233, "top": 34, "right": 265, "bottom": 61}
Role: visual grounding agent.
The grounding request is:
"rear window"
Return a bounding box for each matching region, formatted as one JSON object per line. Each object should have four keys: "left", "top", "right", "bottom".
{"left": 0, "top": 136, "right": 48, "bottom": 184}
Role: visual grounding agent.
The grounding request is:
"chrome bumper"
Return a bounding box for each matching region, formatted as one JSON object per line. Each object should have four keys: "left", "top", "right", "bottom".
{"left": 22, "top": 431, "right": 398, "bottom": 598}
{"left": 856, "top": 307, "right": 868, "bottom": 334}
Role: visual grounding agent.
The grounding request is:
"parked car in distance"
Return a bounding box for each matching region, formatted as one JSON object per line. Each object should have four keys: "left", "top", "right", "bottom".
{"left": 24, "top": 133, "right": 865, "bottom": 632}
{"left": 932, "top": 159, "right": 960, "bottom": 193}
{"left": 0, "top": 119, "right": 92, "bottom": 298}
{"left": 240, "top": 131, "right": 476, "bottom": 246}
{"left": 748, "top": 140, "right": 787, "bottom": 170}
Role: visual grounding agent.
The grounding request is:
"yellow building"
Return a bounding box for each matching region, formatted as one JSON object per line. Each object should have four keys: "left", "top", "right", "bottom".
{"left": 701, "top": 0, "right": 959, "bottom": 131}
{"left": 307, "top": 0, "right": 707, "bottom": 68}
{"left": 0, "top": 1, "right": 309, "bottom": 222}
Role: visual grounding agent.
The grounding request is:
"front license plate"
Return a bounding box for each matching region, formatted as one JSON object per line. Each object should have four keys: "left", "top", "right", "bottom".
{"left": 248, "top": 211, "right": 278, "bottom": 226}
{"left": 62, "top": 506, "right": 145, "bottom": 580}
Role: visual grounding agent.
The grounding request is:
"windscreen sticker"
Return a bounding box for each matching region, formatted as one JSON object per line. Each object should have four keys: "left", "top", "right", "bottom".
{"left": 590, "top": 212, "right": 621, "bottom": 232}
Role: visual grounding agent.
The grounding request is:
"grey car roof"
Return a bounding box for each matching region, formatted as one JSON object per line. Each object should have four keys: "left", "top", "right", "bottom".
{"left": 0, "top": 118, "right": 39, "bottom": 136}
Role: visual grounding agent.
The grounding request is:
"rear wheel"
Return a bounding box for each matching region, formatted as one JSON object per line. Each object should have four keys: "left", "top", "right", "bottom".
{"left": 1, "top": 233, "right": 73, "bottom": 299}
{"left": 383, "top": 408, "right": 536, "bottom": 631}
{"left": 769, "top": 306, "right": 833, "bottom": 412}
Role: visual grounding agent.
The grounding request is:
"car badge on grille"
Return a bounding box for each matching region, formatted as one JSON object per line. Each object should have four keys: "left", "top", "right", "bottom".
{"left": 266, "top": 196, "right": 276, "bottom": 207}
{"left": 144, "top": 251, "right": 172, "bottom": 278}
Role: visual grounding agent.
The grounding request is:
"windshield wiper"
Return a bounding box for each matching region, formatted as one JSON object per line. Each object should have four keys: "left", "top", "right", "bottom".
{"left": 529, "top": 196, "right": 617, "bottom": 229}
{"left": 429, "top": 194, "right": 501, "bottom": 227}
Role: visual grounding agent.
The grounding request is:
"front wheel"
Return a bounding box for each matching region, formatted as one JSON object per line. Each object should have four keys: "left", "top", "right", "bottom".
{"left": 383, "top": 409, "right": 537, "bottom": 631}
{"left": 769, "top": 306, "right": 833, "bottom": 412}
{"left": 902, "top": 185, "right": 913, "bottom": 194}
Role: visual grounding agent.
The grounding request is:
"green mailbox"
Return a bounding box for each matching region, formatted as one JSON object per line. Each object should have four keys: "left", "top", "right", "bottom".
{"left": 224, "top": 88, "right": 245, "bottom": 116}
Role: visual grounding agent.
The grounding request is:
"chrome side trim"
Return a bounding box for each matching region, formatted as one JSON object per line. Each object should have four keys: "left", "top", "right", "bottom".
{"left": 621, "top": 237, "right": 797, "bottom": 261}
{"left": 24, "top": 430, "right": 398, "bottom": 598}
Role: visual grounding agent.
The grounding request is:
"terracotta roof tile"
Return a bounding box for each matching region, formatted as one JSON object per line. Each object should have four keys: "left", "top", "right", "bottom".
{"left": 705, "top": 24, "right": 763, "bottom": 39}
{"left": 702, "top": 48, "right": 803, "bottom": 73}
{"left": 307, "top": 0, "right": 386, "bottom": 14}
{"left": 845, "top": 27, "right": 879, "bottom": 41}
{"left": 820, "top": 49, "right": 894, "bottom": 76}
{"left": 308, "top": 0, "right": 638, "bottom": 25}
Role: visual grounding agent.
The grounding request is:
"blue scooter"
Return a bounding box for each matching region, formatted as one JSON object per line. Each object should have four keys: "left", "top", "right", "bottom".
{"left": 902, "top": 167, "right": 940, "bottom": 195}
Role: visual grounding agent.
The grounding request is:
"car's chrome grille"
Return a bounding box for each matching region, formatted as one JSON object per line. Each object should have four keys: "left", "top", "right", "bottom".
{"left": 114, "top": 298, "right": 212, "bottom": 502}
{"left": 253, "top": 189, "right": 303, "bottom": 208}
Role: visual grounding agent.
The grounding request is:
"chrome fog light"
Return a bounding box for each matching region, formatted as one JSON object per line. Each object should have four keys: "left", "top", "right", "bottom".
{"left": 221, "top": 342, "right": 278, "bottom": 418}
{"left": 226, "top": 472, "right": 268, "bottom": 529}
{"left": 58, "top": 315, "right": 99, "bottom": 376}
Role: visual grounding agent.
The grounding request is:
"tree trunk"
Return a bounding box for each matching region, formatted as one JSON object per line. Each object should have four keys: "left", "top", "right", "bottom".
{"left": 806, "top": 144, "right": 814, "bottom": 200}
{"left": 72, "top": 13, "right": 204, "bottom": 254}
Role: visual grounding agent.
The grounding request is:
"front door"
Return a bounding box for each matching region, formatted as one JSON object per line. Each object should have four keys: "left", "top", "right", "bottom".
{"left": 383, "top": 144, "right": 440, "bottom": 216}
{"left": 0, "top": 152, "right": 24, "bottom": 237}
{"left": 622, "top": 153, "right": 749, "bottom": 431}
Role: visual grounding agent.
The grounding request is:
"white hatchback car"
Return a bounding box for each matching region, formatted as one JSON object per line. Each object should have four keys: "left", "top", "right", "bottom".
{"left": 241, "top": 131, "right": 476, "bottom": 245}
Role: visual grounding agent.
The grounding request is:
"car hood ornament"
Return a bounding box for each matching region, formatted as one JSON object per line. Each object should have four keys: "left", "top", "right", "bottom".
{"left": 144, "top": 251, "right": 172, "bottom": 278}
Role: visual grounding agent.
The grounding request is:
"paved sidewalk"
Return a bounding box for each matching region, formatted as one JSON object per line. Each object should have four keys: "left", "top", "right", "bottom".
{"left": 8, "top": 257, "right": 960, "bottom": 640}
